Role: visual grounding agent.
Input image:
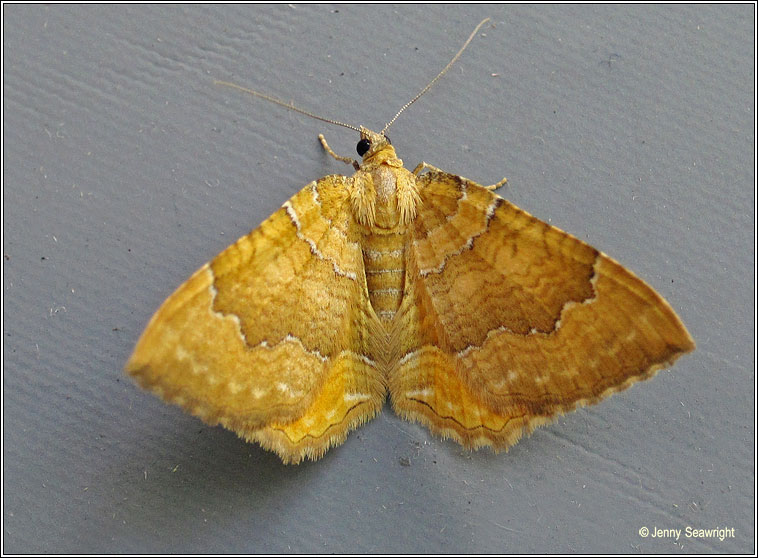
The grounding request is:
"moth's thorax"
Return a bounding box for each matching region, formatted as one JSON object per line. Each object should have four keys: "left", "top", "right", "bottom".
{"left": 344, "top": 140, "right": 418, "bottom": 324}
{"left": 350, "top": 144, "right": 421, "bottom": 230}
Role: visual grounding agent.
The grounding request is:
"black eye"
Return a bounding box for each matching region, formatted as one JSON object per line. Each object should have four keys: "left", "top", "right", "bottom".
{"left": 356, "top": 138, "right": 371, "bottom": 156}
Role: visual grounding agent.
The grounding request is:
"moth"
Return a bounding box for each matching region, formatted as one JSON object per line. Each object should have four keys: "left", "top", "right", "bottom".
{"left": 126, "top": 19, "right": 695, "bottom": 464}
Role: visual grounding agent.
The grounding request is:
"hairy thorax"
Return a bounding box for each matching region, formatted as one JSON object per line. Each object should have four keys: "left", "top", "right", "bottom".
{"left": 349, "top": 144, "right": 420, "bottom": 323}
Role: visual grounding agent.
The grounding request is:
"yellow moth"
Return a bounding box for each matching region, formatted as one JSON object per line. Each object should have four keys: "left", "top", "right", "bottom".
{"left": 126, "top": 19, "right": 694, "bottom": 464}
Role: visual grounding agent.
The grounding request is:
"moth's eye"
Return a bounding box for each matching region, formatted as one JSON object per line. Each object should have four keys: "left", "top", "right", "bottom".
{"left": 384, "top": 135, "right": 391, "bottom": 145}
{"left": 356, "top": 138, "right": 371, "bottom": 157}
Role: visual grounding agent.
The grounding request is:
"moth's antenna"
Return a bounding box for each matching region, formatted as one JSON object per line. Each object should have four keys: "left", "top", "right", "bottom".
{"left": 214, "top": 80, "right": 362, "bottom": 133}
{"left": 381, "top": 18, "right": 491, "bottom": 135}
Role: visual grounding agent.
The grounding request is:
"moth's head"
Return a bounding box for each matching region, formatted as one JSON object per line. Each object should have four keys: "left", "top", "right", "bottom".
{"left": 356, "top": 127, "right": 393, "bottom": 161}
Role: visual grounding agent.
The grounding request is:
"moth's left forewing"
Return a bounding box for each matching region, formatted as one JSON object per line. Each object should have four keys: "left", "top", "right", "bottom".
{"left": 390, "top": 170, "right": 695, "bottom": 450}
{"left": 126, "top": 175, "right": 386, "bottom": 464}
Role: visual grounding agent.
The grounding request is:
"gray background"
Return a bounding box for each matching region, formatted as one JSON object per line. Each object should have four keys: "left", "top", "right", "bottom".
{"left": 3, "top": 4, "right": 754, "bottom": 554}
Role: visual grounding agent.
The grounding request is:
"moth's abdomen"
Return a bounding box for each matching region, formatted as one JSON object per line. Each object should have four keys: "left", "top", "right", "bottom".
{"left": 362, "top": 232, "right": 407, "bottom": 323}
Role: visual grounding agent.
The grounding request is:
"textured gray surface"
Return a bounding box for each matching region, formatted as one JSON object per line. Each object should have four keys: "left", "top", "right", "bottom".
{"left": 3, "top": 4, "right": 754, "bottom": 554}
